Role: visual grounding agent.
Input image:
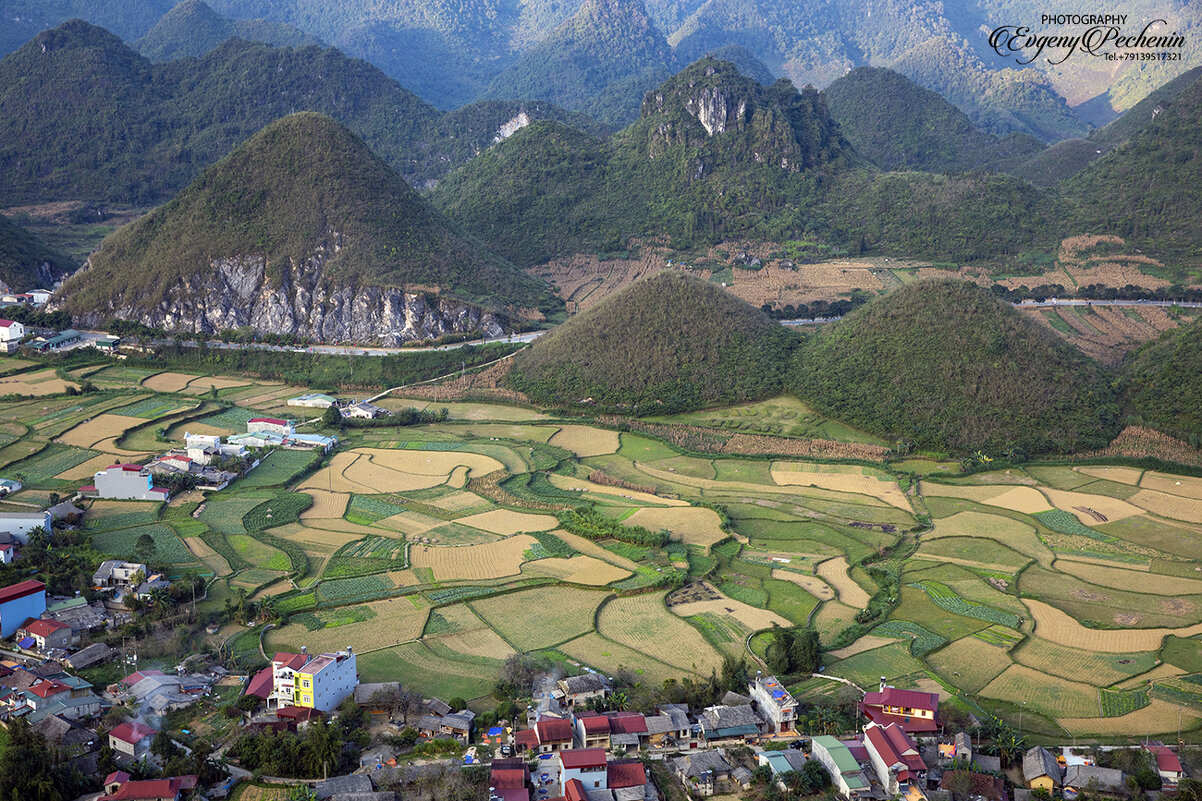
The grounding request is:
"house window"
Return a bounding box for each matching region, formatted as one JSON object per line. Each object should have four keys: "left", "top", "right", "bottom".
{"left": 302, "top": 679, "right": 310, "bottom": 688}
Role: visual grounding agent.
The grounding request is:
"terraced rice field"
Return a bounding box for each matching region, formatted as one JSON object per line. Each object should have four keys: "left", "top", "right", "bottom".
{"left": 356, "top": 641, "right": 498, "bottom": 699}
{"left": 56, "top": 414, "right": 147, "bottom": 451}
{"left": 1140, "top": 472, "right": 1202, "bottom": 499}
{"left": 470, "top": 586, "right": 607, "bottom": 651}
{"left": 980, "top": 664, "right": 1100, "bottom": 717}
{"left": 670, "top": 592, "right": 790, "bottom": 631}
{"left": 816, "top": 557, "right": 871, "bottom": 608}
{"left": 1058, "top": 699, "right": 1202, "bottom": 736}
{"left": 770, "top": 569, "right": 834, "bottom": 601}
{"left": 409, "top": 535, "right": 537, "bottom": 581}
{"left": 771, "top": 466, "right": 911, "bottom": 510}
{"left": 142, "top": 372, "right": 200, "bottom": 392}
{"left": 813, "top": 601, "right": 859, "bottom": 645}
{"left": 1011, "top": 637, "right": 1158, "bottom": 687}
{"left": 1025, "top": 599, "right": 1202, "bottom": 651}
{"left": 0, "top": 369, "right": 78, "bottom": 396}
{"left": 826, "top": 641, "right": 927, "bottom": 689}
{"left": 299, "top": 449, "right": 504, "bottom": 494}
{"left": 621, "top": 506, "right": 728, "bottom": 548}
{"left": 523, "top": 556, "right": 631, "bottom": 585}
{"left": 597, "top": 591, "right": 724, "bottom": 675}
{"left": 559, "top": 632, "right": 684, "bottom": 685}
{"left": 926, "top": 511, "right": 1054, "bottom": 567}
{"left": 1079, "top": 467, "right": 1143, "bottom": 485}
{"left": 547, "top": 473, "right": 687, "bottom": 506}
{"left": 1130, "top": 489, "right": 1202, "bottom": 523}
{"left": 269, "top": 596, "right": 429, "bottom": 653}
{"left": 1055, "top": 560, "right": 1202, "bottom": 595}
{"left": 548, "top": 425, "right": 621, "bottom": 457}
{"left": 1041, "top": 488, "right": 1144, "bottom": 523}
{"left": 454, "top": 509, "right": 557, "bottom": 535}
{"left": 299, "top": 490, "right": 350, "bottom": 519}
{"left": 926, "top": 636, "right": 1013, "bottom": 693}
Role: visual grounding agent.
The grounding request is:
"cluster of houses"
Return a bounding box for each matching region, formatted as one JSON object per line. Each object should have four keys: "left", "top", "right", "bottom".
{"left": 287, "top": 392, "right": 389, "bottom": 419}
{"left": 228, "top": 417, "right": 337, "bottom": 451}
{"left": 1023, "top": 742, "right": 1185, "bottom": 799}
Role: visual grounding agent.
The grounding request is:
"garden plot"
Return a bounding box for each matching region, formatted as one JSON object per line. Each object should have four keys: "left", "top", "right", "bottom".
{"left": 828, "top": 636, "right": 897, "bottom": 660}
{"left": 547, "top": 531, "right": 641, "bottom": 570}
{"left": 183, "top": 375, "right": 251, "bottom": 393}
{"left": 816, "top": 557, "right": 871, "bottom": 608}
{"left": 455, "top": 509, "right": 558, "bottom": 535}
{"left": 299, "top": 490, "right": 350, "bottom": 520}
{"left": 1129, "top": 489, "right": 1202, "bottom": 524}
{"left": 357, "top": 641, "right": 499, "bottom": 699}
{"left": 924, "top": 483, "right": 1052, "bottom": 514}
{"left": 1055, "top": 559, "right": 1202, "bottom": 595}
{"left": 926, "top": 636, "right": 1013, "bottom": 693}
{"left": 548, "top": 425, "right": 621, "bottom": 457}
{"left": 184, "top": 536, "right": 231, "bottom": 575}
{"left": 547, "top": 473, "right": 687, "bottom": 506}
{"left": 912, "top": 537, "right": 1031, "bottom": 574}
{"left": 813, "top": 601, "right": 859, "bottom": 645}
{"left": 598, "top": 591, "right": 724, "bottom": 675}
{"left": 57, "top": 415, "right": 147, "bottom": 451}
{"left": 0, "top": 369, "right": 78, "bottom": 396}
{"left": 115, "top": 396, "right": 196, "bottom": 419}
{"left": 93, "top": 523, "right": 197, "bottom": 567}
{"left": 980, "top": 665, "right": 1100, "bottom": 718}
{"left": 141, "top": 372, "right": 200, "bottom": 392}
{"left": 926, "top": 511, "right": 1054, "bottom": 568}
{"left": 1140, "top": 472, "right": 1202, "bottom": 499}
{"left": 1025, "top": 599, "right": 1202, "bottom": 651}
{"left": 470, "top": 586, "right": 607, "bottom": 651}
{"left": 198, "top": 497, "right": 262, "bottom": 536}
{"left": 1011, "top": 636, "right": 1158, "bottom": 687}
{"left": 409, "top": 535, "right": 537, "bottom": 581}
{"left": 771, "top": 466, "right": 911, "bottom": 510}
{"left": 1041, "top": 488, "right": 1143, "bottom": 524}
{"left": 268, "top": 596, "right": 429, "bottom": 654}
{"left": 1059, "top": 699, "right": 1202, "bottom": 736}
{"left": 523, "top": 556, "right": 631, "bottom": 585}
{"left": 621, "top": 506, "right": 727, "bottom": 548}
{"left": 84, "top": 500, "right": 160, "bottom": 529}
{"left": 826, "top": 641, "right": 927, "bottom": 689}
{"left": 770, "top": 569, "right": 834, "bottom": 601}
{"left": 8, "top": 444, "right": 99, "bottom": 485}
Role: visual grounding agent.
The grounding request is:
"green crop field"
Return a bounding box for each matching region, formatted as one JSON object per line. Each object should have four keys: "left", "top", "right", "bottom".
{"left": 1100, "top": 688, "right": 1149, "bottom": 717}
{"left": 225, "top": 534, "right": 289, "bottom": 571}
{"left": 826, "top": 642, "right": 928, "bottom": 689}
{"left": 199, "top": 497, "right": 263, "bottom": 536}
{"left": 909, "top": 580, "right": 1021, "bottom": 627}
{"left": 316, "top": 574, "right": 394, "bottom": 605}
{"left": 871, "top": 620, "right": 947, "bottom": 656}
{"left": 243, "top": 493, "right": 311, "bottom": 530}
{"left": 7, "top": 444, "right": 98, "bottom": 485}
{"left": 1034, "top": 509, "right": 1110, "bottom": 540}
{"left": 116, "top": 396, "right": 195, "bottom": 419}
{"left": 237, "top": 449, "right": 320, "bottom": 488}
{"left": 92, "top": 523, "right": 198, "bottom": 567}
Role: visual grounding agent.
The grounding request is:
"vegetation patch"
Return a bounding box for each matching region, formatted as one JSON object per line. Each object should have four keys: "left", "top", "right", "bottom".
{"left": 870, "top": 620, "right": 948, "bottom": 656}
{"left": 1035, "top": 509, "right": 1111, "bottom": 540}
{"left": 909, "top": 580, "right": 1021, "bottom": 627}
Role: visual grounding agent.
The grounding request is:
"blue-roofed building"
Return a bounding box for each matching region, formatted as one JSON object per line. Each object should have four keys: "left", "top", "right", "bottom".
{"left": 286, "top": 433, "right": 337, "bottom": 452}
{"left": 749, "top": 674, "right": 798, "bottom": 735}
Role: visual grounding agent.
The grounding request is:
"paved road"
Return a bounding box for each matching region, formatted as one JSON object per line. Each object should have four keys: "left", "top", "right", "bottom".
{"left": 780, "top": 298, "right": 1202, "bottom": 327}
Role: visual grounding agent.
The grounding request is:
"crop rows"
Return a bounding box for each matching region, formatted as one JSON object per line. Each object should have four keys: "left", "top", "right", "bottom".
{"left": 909, "top": 580, "right": 1021, "bottom": 628}
{"left": 1034, "top": 509, "right": 1110, "bottom": 541}
{"left": 348, "top": 494, "right": 408, "bottom": 522}
{"left": 10, "top": 444, "right": 98, "bottom": 485}
{"left": 243, "top": 492, "right": 312, "bottom": 531}
{"left": 316, "top": 574, "right": 393, "bottom": 604}
{"left": 871, "top": 620, "right": 948, "bottom": 656}
{"left": 973, "top": 626, "right": 1024, "bottom": 647}
{"left": 1100, "top": 688, "right": 1149, "bottom": 717}
{"left": 117, "top": 396, "right": 192, "bottom": 419}
{"left": 427, "top": 585, "right": 499, "bottom": 604}
{"left": 526, "top": 531, "right": 577, "bottom": 560}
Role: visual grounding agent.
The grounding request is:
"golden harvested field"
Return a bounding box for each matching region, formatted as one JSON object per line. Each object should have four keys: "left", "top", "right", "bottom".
{"left": 928, "top": 512, "right": 1054, "bottom": 568}
{"left": 87, "top": 499, "right": 159, "bottom": 517}
{"left": 598, "top": 592, "right": 724, "bottom": 674}
{"left": 989, "top": 486, "right": 1055, "bottom": 513}
{"left": 268, "top": 523, "right": 363, "bottom": 551}
{"left": 388, "top": 569, "right": 420, "bottom": 586}
{"left": 1060, "top": 700, "right": 1202, "bottom": 736}
{"left": 1140, "top": 472, "right": 1202, "bottom": 499}
{"left": 184, "top": 536, "right": 231, "bottom": 575}
{"left": 771, "top": 468, "right": 911, "bottom": 510}
{"left": 1130, "top": 489, "right": 1202, "bottom": 523}
{"left": 559, "top": 632, "right": 683, "bottom": 685}
{"left": 816, "top": 557, "right": 871, "bottom": 608}
{"left": 433, "top": 627, "right": 516, "bottom": 660}
{"left": 299, "top": 449, "right": 504, "bottom": 494}
{"left": 292, "top": 517, "right": 384, "bottom": 536}
{"left": 455, "top": 509, "right": 558, "bottom": 535}
{"left": 980, "top": 664, "right": 1100, "bottom": 717}
{"left": 553, "top": 530, "right": 642, "bottom": 570}
{"left": 388, "top": 397, "right": 548, "bottom": 422}
{"left": 1012, "top": 636, "right": 1154, "bottom": 687}
{"left": 375, "top": 511, "right": 444, "bottom": 536}
{"left": 1055, "top": 559, "right": 1202, "bottom": 595}
{"left": 55, "top": 453, "right": 118, "bottom": 480}
{"left": 268, "top": 596, "right": 430, "bottom": 653}
{"left": 1079, "top": 467, "right": 1143, "bottom": 485}
{"left": 922, "top": 483, "right": 1052, "bottom": 513}
{"left": 1114, "top": 662, "right": 1185, "bottom": 690}
{"left": 56, "top": 414, "right": 144, "bottom": 449}
{"left": 771, "top": 569, "right": 835, "bottom": 601}
{"left": 471, "top": 586, "right": 607, "bottom": 651}
{"left": 549, "top": 425, "right": 621, "bottom": 457}
{"left": 828, "top": 636, "right": 897, "bottom": 660}
{"left": 813, "top": 601, "right": 859, "bottom": 646}
{"left": 0, "top": 369, "right": 79, "bottom": 396}
{"left": 409, "top": 535, "right": 537, "bottom": 581}
{"left": 424, "top": 490, "right": 490, "bottom": 512}
{"left": 1025, "top": 599, "right": 1202, "bottom": 651}
{"left": 183, "top": 375, "right": 251, "bottom": 392}
{"left": 524, "top": 556, "right": 631, "bottom": 585}
{"left": 547, "top": 473, "right": 687, "bottom": 506}
{"left": 927, "top": 636, "right": 1014, "bottom": 693}
{"left": 299, "top": 490, "right": 349, "bottom": 519}
{"left": 1041, "top": 488, "right": 1143, "bottom": 523}
{"left": 142, "top": 372, "right": 199, "bottom": 392}
{"left": 621, "top": 506, "right": 727, "bottom": 548}
{"left": 671, "top": 595, "right": 790, "bottom": 631}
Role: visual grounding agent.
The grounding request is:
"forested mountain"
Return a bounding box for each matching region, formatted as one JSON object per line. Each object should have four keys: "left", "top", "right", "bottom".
{"left": 790, "top": 280, "right": 1121, "bottom": 455}
{"left": 432, "top": 58, "right": 1060, "bottom": 266}
{"left": 1121, "top": 319, "right": 1202, "bottom": 443}
{"left": 135, "top": 0, "right": 319, "bottom": 62}
{"left": 508, "top": 271, "right": 796, "bottom": 412}
{"left": 482, "top": 0, "right": 675, "bottom": 126}
{"left": 823, "top": 67, "right": 1043, "bottom": 173}
{"left": 0, "top": 216, "right": 77, "bottom": 290}
{"left": 57, "top": 114, "right": 549, "bottom": 338}
{"left": 0, "top": 22, "right": 595, "bottom": 204}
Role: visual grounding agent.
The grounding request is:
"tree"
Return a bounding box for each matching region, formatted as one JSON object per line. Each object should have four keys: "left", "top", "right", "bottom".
{"left": 321, "top": 405, "right": 342, "bottom": 427}
{"left": 152, "top": 731, "right": 180, "bottom": 762}
{"left": 788, "top": 628, "right": 821, "bottom": 674}
{"left": 448, "top": 697, "right": 468, "bottom": 712}
{"left": 134, "top": 534, "right": 156, "bottom": 566}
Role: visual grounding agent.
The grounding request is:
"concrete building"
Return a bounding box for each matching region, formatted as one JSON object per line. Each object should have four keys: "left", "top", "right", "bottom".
{"left": 93, "top": 561, "right": 148, "bottom": 589}
{"left": 108, "top": 720, "right": 157, "bottom": 759}
{"left": 29, "top": 329, "right": 81, "bottom": 352}
{"left": 0, "top": 319, "right": 24, "bottom": 354}
{"left": 228, "top": 431, "right": 286, "bottom": 449}
{"left": 99, "top": 774, "right": 197, "bottom": 800}
{"left": 860, "top": 680, "right": 940, "bottom": 734}
{"left": 748, "top": 674, "right": 797, "bottom": 734}
{"left": 247, "top": 418, "right": 294, "bottom": 437}
{"left": 183, "top": 433, "right": 246, "bottom": 465}
{"left": 0, "top": 580, "right": 46, "bottom": 638}
{"left": 17, "top": 618, "right": 73, "bottom": 651}
{"left": 758, "top": 748, "right": 808, "bottom": 789}
{"left": 812, "top": 735, "right": 872, "bottom": 799}
{"left": 0, "top": 478, "right": 21, "bottom": 496}
{"left": 1144, "top": 742, "right": 1184, "bottom": 787}
{"left": 89, "top": 465, "right": 169, "bottom": 501}
{"left": 285, "top": 433, "right": 338, "bottom": 451}
{"left": 0, "top": 510, "right": 52, "bottom": 543}
{"left": 863, "top": 722, "right": 927, "bottom": 797}
{"left": 342, "top": 401, "right": 387, "bottom": 419}
{"left": 560, "top": 748, "right": 608, "bottom": 793}
{"left": 252, "top": 648, "right": 358, "bottom": 713}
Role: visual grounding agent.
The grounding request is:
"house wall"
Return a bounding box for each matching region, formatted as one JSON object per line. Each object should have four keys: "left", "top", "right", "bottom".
{"left": 865, "top": 741, "right": 898, "bottom": 796}
{"left": 296, "top": 653, "right": 357, "bottom": 713}
{"left": 94, "top": 469, "right": 160, "bottom": 501}
{"left": 0, "top": 512, "right": 52, "bottom": 543}
{"left": 1029, "top": 776, "right": 1057, "bottom": 791}
{"left": 562, "top": 764, "right": 607, "bottom": 791}
{"left": 0, "top": 590, "right": 47, "bottom": 637}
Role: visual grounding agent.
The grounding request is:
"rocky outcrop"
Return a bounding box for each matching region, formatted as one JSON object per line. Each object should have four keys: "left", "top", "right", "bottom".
{"left": 64, "top": 253, "right": 507, "bottom": 345}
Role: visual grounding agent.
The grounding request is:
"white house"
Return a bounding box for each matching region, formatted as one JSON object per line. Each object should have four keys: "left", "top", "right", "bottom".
{"left": 184, "top": 432, "right": 247, "bottom": 465}
{"left": 27, "top": 290, "right": 51, "bottom": 306}
{"left": 559, "top": 748, "right": 608, "bottom": 792}
{"left": 92, "top": 561, "right": 148, "bottom": 588}
{"left": 748, "top": 674, "right": 797, "bottom": 734}
{"left": 108, "top": 720, "right": 157, "bottom": 759}
{"left": 228, "top": 431, "right": 286, "bottom": 449}
{"left": 0, "top": 319, "right": 24, "bottom": 354}
{"left": 812, "top": 735, "right": 872, "bottom": 799}
{"left": 0, "top": 478, "right": 22, "bottom": 496}
{"left": 261, "top": 648, "right": 358, "bottom": 713}
{"left": 247, "top": 418, "right": 294, "bottom": 437}
{"left": 87, "top": 464, "right": 169, "bottom": 501}
{"left": 0, "top": 510, "right": 53, "bottom": 543}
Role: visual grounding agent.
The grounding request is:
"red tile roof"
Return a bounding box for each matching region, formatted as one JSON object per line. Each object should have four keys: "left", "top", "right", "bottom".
{"left": 607, "top": 760, "right": 647, "bottom": 788}
{"left": 864, "top": 723, "right": 925, "bottom": 773}
{"left": 0, "top": 580, "right": 44, "bottom": 605}
{"left": 21, "top": 619, "right": 70, "bottom": 637}
{"left": 245, "top": 666, "right": 273, "bottom": 700}
{"left": 860, "top": 706, "right": 940, "bottom": 733}
{"left": 559, "top": 747, "right": 606, "bottom": 769}
{"left": 0, "top": 320, "right": 14, "bottom": 328}
{"left": 579, "top": 713, "right": 610, "bottom": 734}
{"left": 536, "top": 716, "right": 573, "bottom": 742}
{"left": 116, "top": 464, "right": 144, "bottom": 472}
{"left": 122, "top": 670, "right": 165, "bottom": 687}
{"left": 99, "top": 776, "right": 195, "bottom": 800}
{"left": 608, "top": 712, "right": 647, "bottom": 735}
{"left": 514, "top": 728, "right": 539, "bottom": 750}
{"left": 104, "top": 771, "right": 131, "bottom": 786}
{"left": 564, "top": 779, "right": 588, "bottom": 801}
{"left": 1145, "top": 744, "right": 1184, "bottom": 775}
{"left": 29, "top": 680, "right": 70, "bottom": 698}
{"left": 109, "top": 720, "right": 158, "bottom": 745}
{"left": 272, "top": 652, "right": 309, "bottom": 670}
{"left": 863, "top": 687, "right": 939, "bottom": 711}
{"left": 491, "top": 768, "right": 528, "bottom": 789}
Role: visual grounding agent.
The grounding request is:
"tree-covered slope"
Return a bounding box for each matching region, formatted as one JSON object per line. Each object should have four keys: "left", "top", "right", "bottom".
{"left": 0, "top": 215, "right": 77, "bottom": 291}
{"left": 1120, "top": 319, "right": 1202, "bottom": 442}
{"left": 135, "top": 0, "right": 319, "bottom": 61}
{"left": 823, "top": 67, "right": 1043, "bottom": 173}
{"left": 57, "top": 113, "right": 546, "bottom": 316}
{"left": 508, "top": 271, "right": 797, "bottom": 412}
{"left": 482, "top": 0, "right": 674, "bottom": 127}
{"left": 790, "top": 280, "right": 1120, "bottom": 455}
